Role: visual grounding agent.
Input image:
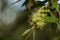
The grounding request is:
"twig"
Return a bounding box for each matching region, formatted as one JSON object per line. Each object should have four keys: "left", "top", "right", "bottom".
{"left": 25, "top": 26, "right": 35, "bottom": 40}
{"left": 33, "top": 29, "right": 35, "bottom": 40}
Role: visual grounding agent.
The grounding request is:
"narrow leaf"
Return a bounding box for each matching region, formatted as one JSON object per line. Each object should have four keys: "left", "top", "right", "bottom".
{"left": 52, "top": 0, "right": 58, "bottom": 11}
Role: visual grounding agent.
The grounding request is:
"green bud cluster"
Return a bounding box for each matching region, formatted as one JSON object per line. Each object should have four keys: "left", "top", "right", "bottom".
{"left": 29, "top": 6, "right": 50, "bottom": 29}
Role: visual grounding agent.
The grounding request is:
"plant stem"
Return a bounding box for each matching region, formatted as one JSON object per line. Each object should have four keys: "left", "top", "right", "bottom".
{"left": 33, "top": 29, "right": 35, "bottom": 40}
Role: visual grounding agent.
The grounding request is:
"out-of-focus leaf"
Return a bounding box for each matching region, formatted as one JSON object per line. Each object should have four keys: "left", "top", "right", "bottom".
{"left": 22, "top": 0, "right": 29, "bottom": 7}
{"left": 45, "top": 16, "right": 58, "bottom": 23}
{"left": 35, "top": 1, "right": 47, "bottom": 6}
{"left": 44, "top": 12, "right": 58, "bottom": 23}
{"left": 22, "top": 29, "right": 31, "bottom": 36}
{"left": 52, "top": 0, "right": 58, "bottom": 11}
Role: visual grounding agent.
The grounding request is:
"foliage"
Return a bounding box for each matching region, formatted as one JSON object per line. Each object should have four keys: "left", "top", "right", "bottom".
{"left": 1, "top": 0, "right": 60, "bottom": 40}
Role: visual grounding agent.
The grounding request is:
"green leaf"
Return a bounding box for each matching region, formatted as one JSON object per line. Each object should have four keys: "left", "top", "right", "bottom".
{"left": 46, "top": 17, "right": 58, "bottom": 23}
{"left": 52, "top": 0, "right": 58, "bottom": 11}
{"left": 44, "top": 13, "right": 58, "bottom": 23}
